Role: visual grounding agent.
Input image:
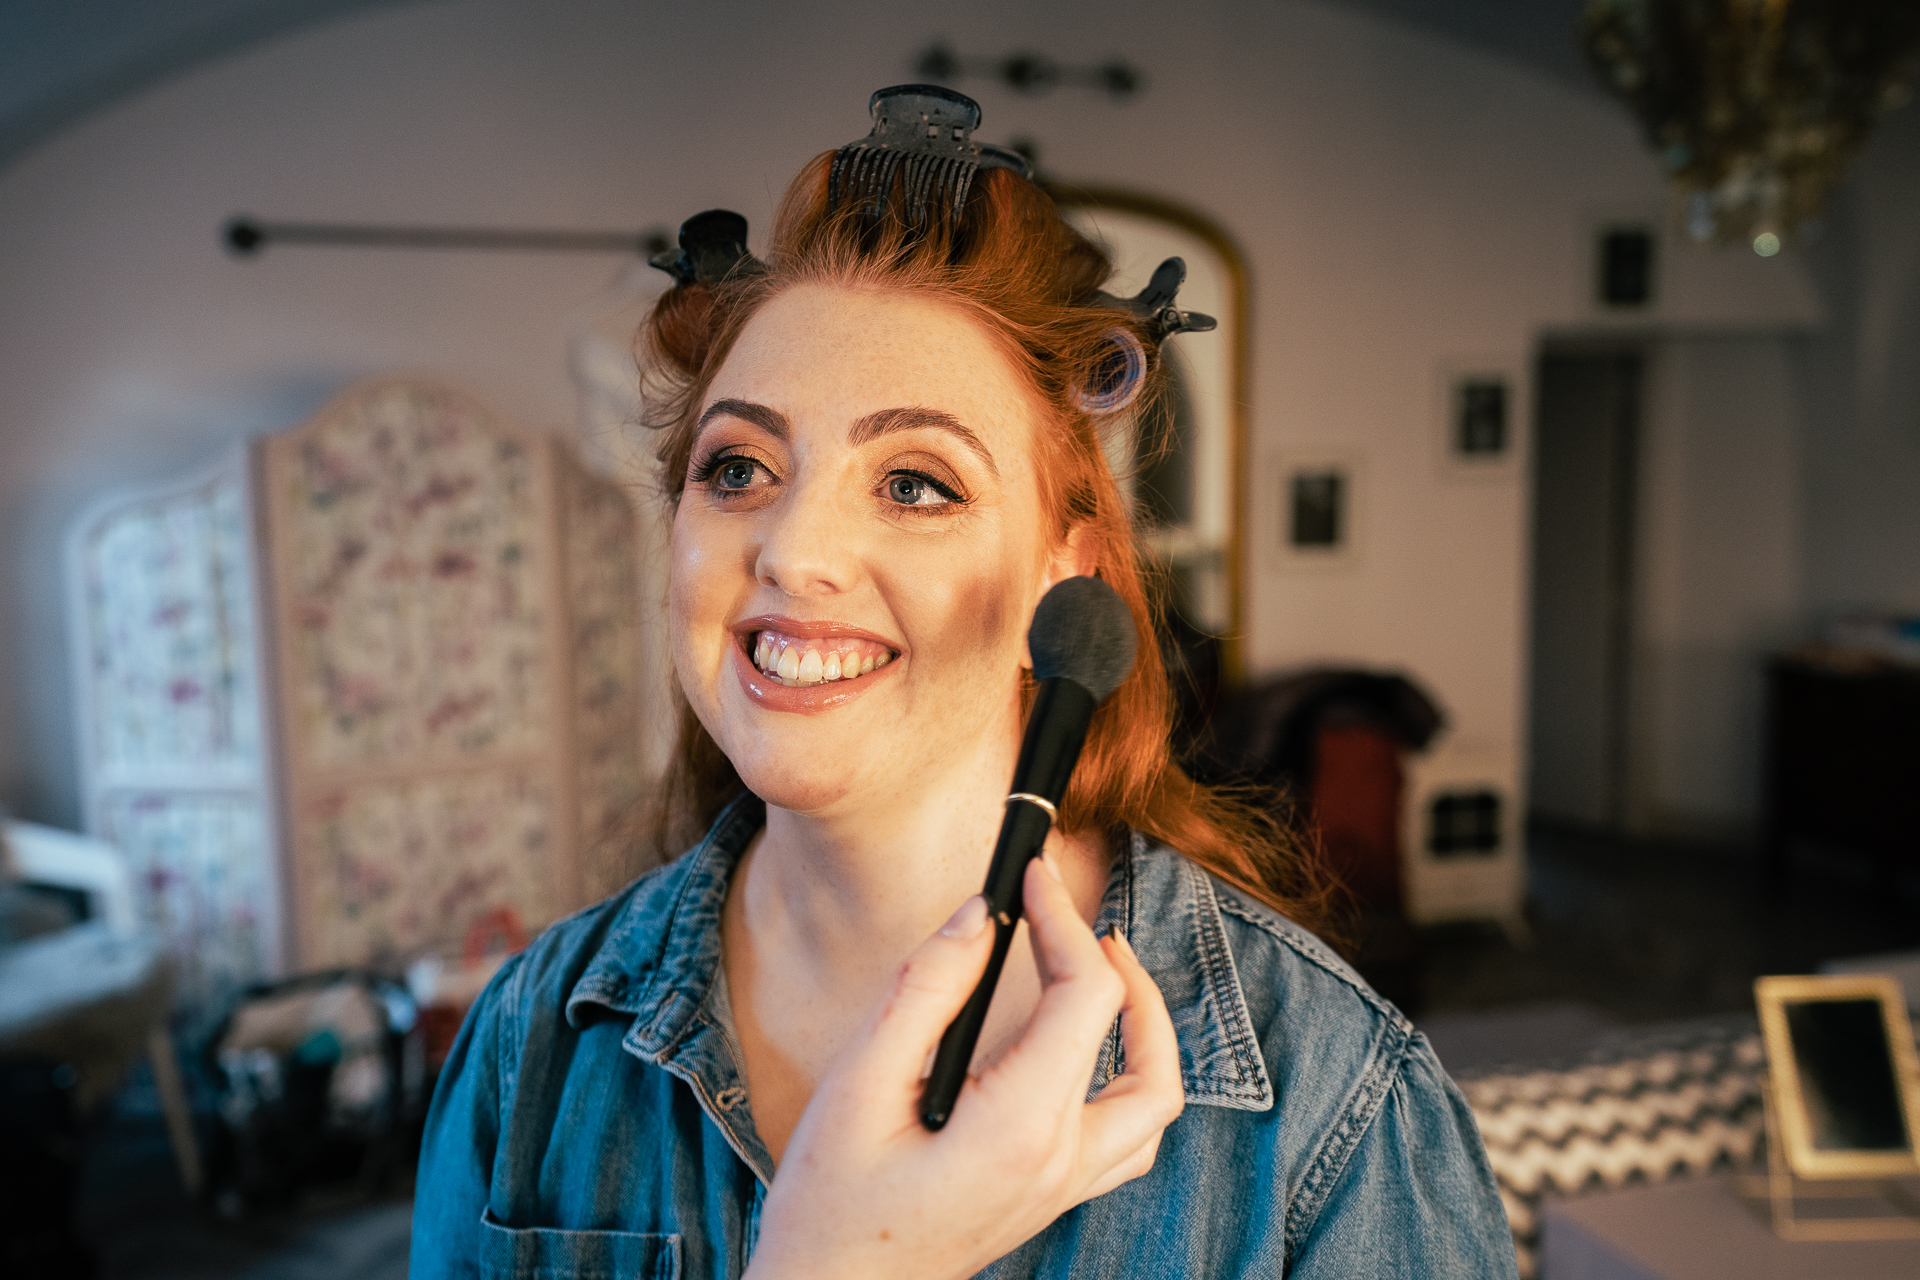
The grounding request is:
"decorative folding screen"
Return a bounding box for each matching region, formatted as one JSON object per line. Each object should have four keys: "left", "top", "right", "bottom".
{"left": 70, "top": 456, "right": 280, "bottom": 1023}
{"left": 72, "top": 379, "right": 644, "bottom": 1002}
{"left": 259, "top": 380, "right": 644, "bottom": 969}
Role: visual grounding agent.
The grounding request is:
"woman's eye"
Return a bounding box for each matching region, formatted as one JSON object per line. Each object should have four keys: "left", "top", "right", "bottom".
{"left": 711, "top": 457, "right": 763, "bottom": 490}
{"left": 884, "top": 471, "right": 960, "bottom": 508}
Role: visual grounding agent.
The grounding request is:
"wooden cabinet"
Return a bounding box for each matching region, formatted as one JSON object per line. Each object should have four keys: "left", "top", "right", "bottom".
{"left": 1764, "top": 655, "right": 1920, "bottom": 885}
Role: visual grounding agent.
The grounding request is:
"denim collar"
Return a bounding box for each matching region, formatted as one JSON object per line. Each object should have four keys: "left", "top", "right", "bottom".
{"left": 564, "top": 793, "right": 1275, "bottom": 1178}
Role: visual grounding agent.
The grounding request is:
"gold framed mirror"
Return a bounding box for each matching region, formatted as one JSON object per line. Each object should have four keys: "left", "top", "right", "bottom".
{"left": 1054, "top": 187, "right": 1250, "bottom": 682}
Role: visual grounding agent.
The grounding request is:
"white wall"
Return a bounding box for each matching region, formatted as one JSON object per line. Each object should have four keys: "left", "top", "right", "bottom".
{"left": 1632, "top": 334, "right": 1806, "bottom": 839}
{"left": 1796, "top": 103, "right": 1920, "bottom": 620}
{"left": 0, "top": 0, "right": 1861, "bottom": 838}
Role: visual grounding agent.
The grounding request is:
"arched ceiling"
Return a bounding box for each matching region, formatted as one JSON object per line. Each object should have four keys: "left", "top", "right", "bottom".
{"left": 0, "top": 0, "right": 1596, "bottom": 174}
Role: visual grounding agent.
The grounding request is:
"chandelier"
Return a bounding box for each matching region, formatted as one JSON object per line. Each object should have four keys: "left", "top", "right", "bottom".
{"left": 1582, "top": 0, "right": 1920, "bottom": 254}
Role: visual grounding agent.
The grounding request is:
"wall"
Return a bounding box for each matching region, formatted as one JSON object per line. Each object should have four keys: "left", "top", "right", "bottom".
{"left": 0, "top": 0, "right": 1850, "bottom": 839}
{"left": 1632, "top": 334, "right": 1806, "bottom": 839}
{"left": 1796, "top": 103, "right": 1920, "bottom": 619}
{"left": 1619, "top": 105, "right": 1920, "bottom": 842}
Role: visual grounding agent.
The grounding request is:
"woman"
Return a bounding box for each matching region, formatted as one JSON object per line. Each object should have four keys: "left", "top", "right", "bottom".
{"left": 413, "top": 87, "right": 1516, "bottom": 1279}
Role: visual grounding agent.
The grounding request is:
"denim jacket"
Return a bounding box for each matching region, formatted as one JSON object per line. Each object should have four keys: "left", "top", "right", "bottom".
{"left": 412, "top": 795, "right": 1518, "bottom": 1278}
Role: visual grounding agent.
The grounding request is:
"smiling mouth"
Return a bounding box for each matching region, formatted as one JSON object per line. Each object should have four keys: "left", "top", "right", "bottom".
{"left": 747, "top": 630, "right": 896, "bottom": 687}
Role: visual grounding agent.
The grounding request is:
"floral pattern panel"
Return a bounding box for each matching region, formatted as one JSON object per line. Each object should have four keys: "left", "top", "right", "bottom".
{"left": 557, "top": 450, "right": 647, "bottom": 900}
{"left": 96, "top": 791, "right": 272, "bottom": 1024}
{"left": 295, "top": 768, "right": 557, "bottom": 968}
{"left": 559, "top": 453, "right": 641, "bottom": 748}
{"left": 275, "top": 384, "right": 551, "bottom": 768}
{"left": 575, "top": 733, "right": 646, "bottom": 901}
{"left": 81, "top": 475, "right": 261, "bottom": 775}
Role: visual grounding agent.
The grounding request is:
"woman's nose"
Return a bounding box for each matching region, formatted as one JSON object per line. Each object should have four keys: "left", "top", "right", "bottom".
{"left": 752, "top": 476, "right": 858, "bottom": 596}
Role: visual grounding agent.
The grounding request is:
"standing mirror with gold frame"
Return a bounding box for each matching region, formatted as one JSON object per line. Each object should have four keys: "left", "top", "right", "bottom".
{"left": 1055, "top": 188, "right": 1249, "bottom": 682}
{"left": 1751, "top": 973, "right": 1920, "bottom": 1240}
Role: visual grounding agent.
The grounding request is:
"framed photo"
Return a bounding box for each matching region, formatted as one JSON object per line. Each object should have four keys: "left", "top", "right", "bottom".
{"left": 1433, "top": 357, "right": 1527, "bottom": 480}
{"left": 1269, "top": 449, "right": 1366, "bottom": 572}
{"left": 1755, "top": 973, "right": 1920, "bottom": 1180}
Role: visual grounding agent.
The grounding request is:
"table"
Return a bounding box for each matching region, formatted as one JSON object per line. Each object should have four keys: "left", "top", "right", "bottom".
{"left": 1542, "top": 1175, "right": 1920, "bottom": 1280}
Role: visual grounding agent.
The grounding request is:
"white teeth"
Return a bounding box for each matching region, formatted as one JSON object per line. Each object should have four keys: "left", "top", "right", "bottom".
{"left": 751, "top": 633, "right": 897, "bottom": 685}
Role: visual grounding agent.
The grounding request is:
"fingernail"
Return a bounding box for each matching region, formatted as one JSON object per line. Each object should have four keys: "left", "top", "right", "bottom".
{"left": 1042, "top": 848, "right": 1063, "bottom": 881}
{"left": 1108, "top": 927, "right": 1138, "bottom": 959}
{"left": 940, "top": 894, "right": 989, "bottom": 939}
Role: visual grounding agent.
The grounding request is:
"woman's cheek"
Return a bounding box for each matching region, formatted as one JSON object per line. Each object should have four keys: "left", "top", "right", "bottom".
{"left": 897, "top": 539, "right": 1022, "bottom": 679}
{"left": 668, "top": 509, "right": 729, "bottom": 688}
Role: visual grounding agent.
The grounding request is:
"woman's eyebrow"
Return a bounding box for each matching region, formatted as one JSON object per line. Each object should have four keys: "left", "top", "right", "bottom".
{"left": 848, "top": 406, "right": 998, "bottom": 476}
{"left": 697, "top": 398, "right": 790, "bottom": 438}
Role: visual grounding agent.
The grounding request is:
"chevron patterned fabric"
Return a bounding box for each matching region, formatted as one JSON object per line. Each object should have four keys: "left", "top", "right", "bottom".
{"left": 1457, "top": 1015, "right": 1772, "bottom": 1278}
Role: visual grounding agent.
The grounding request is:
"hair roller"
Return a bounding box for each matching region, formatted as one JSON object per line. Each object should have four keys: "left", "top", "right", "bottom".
{"left": 1072, "top": 327, "right": 1149, "bottom": 416}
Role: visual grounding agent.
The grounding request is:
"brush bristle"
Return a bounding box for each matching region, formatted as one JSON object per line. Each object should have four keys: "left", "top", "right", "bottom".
{"left": 1029, "top": 577, "right": 1137, "bottom": 704}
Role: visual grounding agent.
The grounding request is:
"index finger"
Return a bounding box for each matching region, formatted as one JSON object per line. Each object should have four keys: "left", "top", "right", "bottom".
{"left": 987, "top": 855, "right": 1128, "bottom": 1098}
{"left": 1075, "top": 929, "right": 1185, "bottom": 1197}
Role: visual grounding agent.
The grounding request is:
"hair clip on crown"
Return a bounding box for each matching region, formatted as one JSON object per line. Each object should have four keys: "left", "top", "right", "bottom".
{"left": 652, "top": 86, "right": 1216, "bottom": 425}
{"left": 828, "top": 84, "right": 1033, "bottom": 228}
{"left": 648, "top": 208, "right": 763, "bottom": 287}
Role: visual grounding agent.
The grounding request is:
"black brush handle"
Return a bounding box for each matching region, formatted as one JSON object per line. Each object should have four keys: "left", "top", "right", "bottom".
{"left": 919, "top": 677, "right": 1096, "bottom": 1130}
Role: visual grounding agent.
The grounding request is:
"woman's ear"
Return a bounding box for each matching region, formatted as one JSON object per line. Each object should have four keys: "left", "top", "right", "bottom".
{"left": 1045, "top": 522, "right": 1101, "bottom": 587}
{"left": 1020, "top": 525, "right": 1101, "bottom": 670}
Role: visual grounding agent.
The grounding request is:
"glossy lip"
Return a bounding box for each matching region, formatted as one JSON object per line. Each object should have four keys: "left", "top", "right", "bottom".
{"left": 729, "top": 615, "right": 902, "bottom": 715}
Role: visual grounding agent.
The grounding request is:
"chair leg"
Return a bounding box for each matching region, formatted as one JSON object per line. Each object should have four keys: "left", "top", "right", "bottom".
{"left": 147, "top": 1024, "right": 202, "bottom": 1196}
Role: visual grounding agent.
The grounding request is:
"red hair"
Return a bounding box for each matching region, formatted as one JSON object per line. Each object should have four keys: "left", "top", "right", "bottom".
{"left": 642, "top": 154, "right": 1334, "bottom": 935}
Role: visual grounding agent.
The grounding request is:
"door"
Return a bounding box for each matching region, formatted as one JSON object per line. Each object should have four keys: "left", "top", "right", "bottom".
{"left": 1528, "top": 348, "right": 1641, "bottom": 829}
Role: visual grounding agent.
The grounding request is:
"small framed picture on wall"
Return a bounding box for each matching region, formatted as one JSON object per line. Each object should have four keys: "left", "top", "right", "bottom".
{"left": 1455, "top": 379, "right": 1509, "bottom": 457}
{"left": 1434, "top": 358, "right": 1526, "bottom": 479}
{"left": 1272, "top": 449, "right": 1365, "bottom": 571}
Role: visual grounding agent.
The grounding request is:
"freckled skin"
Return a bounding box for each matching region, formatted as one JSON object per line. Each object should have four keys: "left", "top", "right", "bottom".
{"left": 669, "top": 282, "right": 1108, "bottom": 1164}
{"left": 670, "top": 283, "right": 1059, "bottom": 818}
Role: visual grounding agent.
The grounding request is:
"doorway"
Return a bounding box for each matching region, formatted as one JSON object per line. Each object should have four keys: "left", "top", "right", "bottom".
{"left": 1528, "top": 346, "right": 1643, "bottom": 830}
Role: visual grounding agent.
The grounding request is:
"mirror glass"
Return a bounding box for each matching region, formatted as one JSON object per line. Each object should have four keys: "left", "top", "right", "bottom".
{"left": 1784, "top": 997, "right": 1911, "bottom": 1152}
{"left": 1061, "top": 203, "right": 1237, "bottom": 640}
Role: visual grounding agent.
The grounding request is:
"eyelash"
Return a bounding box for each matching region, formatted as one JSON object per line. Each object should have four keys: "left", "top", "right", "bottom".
{"left": 689, "top": 450, "right": 771, "bottom": 491}
{"left": 690, "top": 450, "right": 969, "bottom": 512}
{"left": 884, "top": 468, "right": 967, "bottom": 511}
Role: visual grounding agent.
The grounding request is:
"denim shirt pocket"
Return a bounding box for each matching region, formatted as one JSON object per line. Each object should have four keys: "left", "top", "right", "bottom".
{"left": 478, "top": 1209, "right": 681, "bottom": 1279}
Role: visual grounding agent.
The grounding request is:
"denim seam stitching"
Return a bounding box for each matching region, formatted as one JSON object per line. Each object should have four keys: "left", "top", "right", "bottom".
{"left": 611, "top": 795, "right": 753, "bottom": 1041}
{"left": 499, "top": 951, "right": 529, "bottom": 1109}
{"left": 1281, "top": 1018, "right": 1413, "bottom": 1264}
{"left": 1212, "top": 891, "right": 1410, "bottom": 1031}
{"left": 1189, "top": 869, "right": 1263, "bottom": 1094}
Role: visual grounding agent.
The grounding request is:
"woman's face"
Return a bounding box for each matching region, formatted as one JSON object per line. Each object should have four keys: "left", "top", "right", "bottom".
{"left": 670, "top": 282, "right": 1077, "bottom": 816}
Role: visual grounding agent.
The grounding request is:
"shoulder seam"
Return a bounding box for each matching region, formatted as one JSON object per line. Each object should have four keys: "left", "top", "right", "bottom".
{"left": 494, "top": 950, "right": 531, "bottom": 1126}
{"left": 1283, "top": 1011, "right": 1415, "bottom": 1262}
{"left": 1211, "top": 885, "right": 1409, "bottom": 1030}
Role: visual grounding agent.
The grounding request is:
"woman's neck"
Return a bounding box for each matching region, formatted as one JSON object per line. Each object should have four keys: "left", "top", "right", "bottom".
{"left": 743, "top": 755, "right": 1016, "bottom": 962}
{"left": 720, "top": 713, "right": 1112, "bottom": 1165}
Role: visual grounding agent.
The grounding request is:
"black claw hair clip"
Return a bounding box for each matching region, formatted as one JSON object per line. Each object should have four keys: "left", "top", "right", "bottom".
{"left": 648, "top": 208, "right": 763, "bottom": 286}
{"left": 1073, "top": 260, "right": 1216, "bottom": 415}
{"left": 1094, "top": 256, "right": 1217, "bottom": 345}
{"left": 827, "top": 84, "right": 1032, "bottom": 228}
{"left": 651, "top": 88, "right": 1215, "bottom": 422}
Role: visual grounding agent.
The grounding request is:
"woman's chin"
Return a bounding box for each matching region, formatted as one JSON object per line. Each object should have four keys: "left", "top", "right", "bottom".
{"left": 738, "top": 767, "right": 858, "bottom": 817}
